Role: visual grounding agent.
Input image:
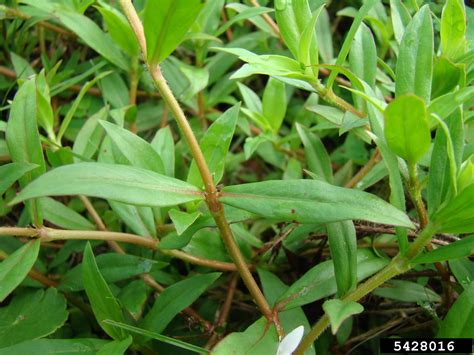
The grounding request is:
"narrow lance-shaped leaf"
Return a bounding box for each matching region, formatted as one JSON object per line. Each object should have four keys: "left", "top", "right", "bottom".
{"left": 427, "top": 109, "right": 464, "bottom": 215}
{"left": 412, "top": 235, "right": 474, "bottom": 264}
{"left": 296, "top": 123, "right": 333, "bottom": 183}
{"left": 0, "top": 240, "right": 40, "bottom": 302}
{"left": 103, "top": 321, "right": 208, "bottom": 354}
{"left": 278, "top": 249, "right": 389, "bottom": 310}
{"left": 327, "top": 0, "right": 378, "bottom": 88}
{"left": 349, "top": 23, "right": 377, "bottom": 110}
{"left": 437, "top": 282, "right": 474, "bottom": 338}
{"left": 188, "top": 104, "right": 240, "bottom": 188}
{"left": 384, "top": 94, "right": 431, "bottom": 164}
{"left": 390, "top": 0, "right": 411, "bottom": 44}
{"left": 327, "top": 221, "right": 357, "bottom": 297}
{"left": 11, "top": 163, "right": 203, "bottom": 208}
{"left": 144, "top": 0, "right": 205, "bottom": 64}
{"left": 140, "top": 273, "right": 221, "bottom": 335}
{"left": 96, "top": 2, "right": 139, "bottom": 57}
{"left": 441, "top": 0, "right": 467, "bottom": 60}
{"left": 100, "top": 120, "right": 165, "bottom": 174}
{"left": 262, "top": 78, "right": 286, "bottom": 133}
{"left": 221, "top": 180, "right": 413, "bottom": 228}
{"left": 82, "top": 243, "right": 128, "bottom": 340}
{"left": 298, "top": 5, "right": 325, "bottom": 70}
{"left": 0, "top": 163, "right": 38, "bottom": 196}
{"left": 151, "top": 126, "right": 175, "bottom": 177}
{"left": 20, "top": 0, "right": 129, "bottom": 70}
{"left": 432, "top": 184, "right": 474, "bottom": 234}
{"left": 6, "top": 77, "right": 46, "bottom": 224}
{"left": 395, "top": 5, "right": 434, "bottom": 103}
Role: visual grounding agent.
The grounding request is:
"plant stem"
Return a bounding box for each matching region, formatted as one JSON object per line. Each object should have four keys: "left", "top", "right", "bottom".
{"left": 0, "top": 226, "right": 239, "bottom": 271}
{"left": 119, "top": 0, "right": 274, "bottom": 323}
{"left": 344, "top": 149, "right": 381, "bottom": 188}
{"left": 407, "top": 163, "right": 428, "bottom": 228}
{"left": 294, "top": 225, "right": 437, "bottom": 354}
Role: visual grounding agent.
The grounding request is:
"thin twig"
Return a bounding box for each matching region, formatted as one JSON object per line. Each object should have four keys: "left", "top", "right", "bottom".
{"left": 344, "top": 149, "right": 381, "bottom": 188}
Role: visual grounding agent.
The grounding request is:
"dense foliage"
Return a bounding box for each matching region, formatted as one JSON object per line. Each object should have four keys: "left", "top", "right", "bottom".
{"left": 0, "top": 0, "right": 473, "bottom": 354}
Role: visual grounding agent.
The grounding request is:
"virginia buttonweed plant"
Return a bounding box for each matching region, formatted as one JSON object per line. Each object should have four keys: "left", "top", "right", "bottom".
{"left": 0, "top": 0, "right": 473, "bottom": 354}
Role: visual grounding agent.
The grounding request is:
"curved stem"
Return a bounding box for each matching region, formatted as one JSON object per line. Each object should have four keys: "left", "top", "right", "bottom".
{"left": 294, "top": 225, "right": 437, "bottom": 354}
{"left": 119, "top": 0, "right": 273, "bottom": 322}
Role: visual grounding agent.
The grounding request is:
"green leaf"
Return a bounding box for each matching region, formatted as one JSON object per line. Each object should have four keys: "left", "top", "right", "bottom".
{"left": 449, "top": 258, "right": 474, "bottom": 288}
{"left": 323, "top": 300, "right": 363, "bottom": 334}
{"left": 441, "top": 0, "right": 467, "bottom": 60}
{"left": 349, "top": 23, "right": 377, "bottom": 94}
{"left": 57, "top": 71, "right": 112, "bottom": 143}
{"left": 100, "top": 120, "right": 165, "bottom": 174}
{"left": 298, "top": 5, "right": 325, "bottom": 70}
{"left": 21, "top": 1, "right": 128, "bottom": 70}
{"left": 432, "top": 184, "right": 474, "bottom": 234}
{"left": 97, "top": 336, "right": 132, "bottom": 355}
{"left": 61, "top": 253, "right": 164, "bottom": 292}
{"left": 96, "top": 3, "right": 139, "bottom": 57}
{"left": 6, "top": 77, "right": 46, "bottom": 224}
{"left": 437, "top": 282, "right": 474, "bottom": 337}
{"left": 9, "top": 52, "right": 35, "bottom": 79}
{"left": 0, "top": 163, "right": 38, "bottom": 196}
{"left": 278, "top": 249, "right": 389, "bottom": 309}
{"left": 221, "top": 180, "right": 413, "bottom": 228}
{"left": 11, "top": 163, "right": 203, "bottom": 208}
{"left": 214, "top": 48, "right": 306, "bottom": 80}
{"left": 427, "top": 109, "right": 462, "bottom": 215}
{"left": 168, "top": 209, "right": 201, "bottom": 236}
{"left": 187, "top": 104, "right": 240, "bottom": 188}
{"left": 458, "top": 156, "right": 474, "bottom": 192}
{"left": 383, "top": 94, "right": 430, "bottom": 164}
{"left": 109, "top": 201, "right": 156, "bottom": 238}
{"left": 327, "top": 221, "right": 357, "bottom": 297}
{"left": 429, "top": 87, "right": 474, "bottom": 120}
{"left": 72, "top": 108, "right": 107, "bottom": 162}
{"left": 141, "top": 273, "right": 221, "bottom": 335}
{"left": 0, "top": 240, "right": 40, "bottom": 302}
{"left": 151, "top": 127, "right": 175, "bottom": 177}
{"left": 390, "top": 0, "right": 411, "bottom": 44}
{"left": 0, "top": 338, "right": 108, "bottom": 355}
{"left": 327, "top": 0, "right": 378, "bottom": 89}
{"left": 82, "top": 243, "right": 128, "bottom": 340}
{"left": 262, "top": 78, "right": 286, "bottom": 133}
{"left": 274, "top": 0, "right": 311, "bottom": 59}
{"left": 431, "top": 57, "right": 465, "bottom": 99}
{"left": 213, "top": 317, "right": 278, "bottom": 355}
{"left": 39, "top": 197, "right": 95, "bottom": 230}
{"left": 296, "top": 123, "right": 333, "bottom": 183}
{"left": 373, "top": 280, "right": 441, "bottom": 303}
{"left": 395, "top": 5, "right": 434, "bottom": 103}
{"left": 413, "top": 235, "right": 474, "bottom": 264}
{"left": 0, "top": 288, "right": 68, "bottom": 348}
{"left": 144, "top": 0, "right": 204, "bottom": 63}
{"left": 216, "top": 6, "right": 274, "bottom": 36}
{"left": 35, "top": 71, "right": 55, "bottom": 139}
{"left": 102, "top": 320, "right": 207, "bottom": 354}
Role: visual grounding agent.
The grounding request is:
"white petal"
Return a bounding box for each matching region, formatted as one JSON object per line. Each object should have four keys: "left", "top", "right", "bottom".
{"left": 276, "top": 325, "right": 305, "bottom": 355}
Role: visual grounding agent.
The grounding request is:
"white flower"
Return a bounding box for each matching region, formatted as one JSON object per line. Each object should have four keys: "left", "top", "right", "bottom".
{"left": 276, "top": 326, "right": 305, "bottom": 355}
